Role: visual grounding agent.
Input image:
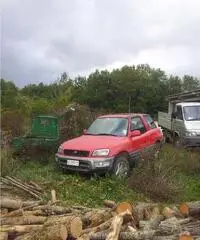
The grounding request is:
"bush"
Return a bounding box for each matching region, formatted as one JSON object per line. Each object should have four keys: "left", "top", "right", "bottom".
{"left": 128, "top": 156, "right": 183, "bottom": 202}
{"left": 159, "top": 146, "right": 200, "bottom": 175}
{"left": 1, "top": 110, "right": 25, "bottom": 137}
{"left": 1, "top": 148, "right": 17, "bottom": 176}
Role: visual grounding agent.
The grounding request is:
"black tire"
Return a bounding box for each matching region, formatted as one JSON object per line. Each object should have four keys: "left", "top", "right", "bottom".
{"left": 112, "top": 154, "right": 130, "bottom": 178}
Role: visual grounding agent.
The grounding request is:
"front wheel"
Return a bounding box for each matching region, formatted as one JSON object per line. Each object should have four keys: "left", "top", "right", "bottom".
{"left": 174, "top": 136, "right": 183, "bottom": 149}
{"left": 112, "top": 155, "right": 130, "bottom": 178}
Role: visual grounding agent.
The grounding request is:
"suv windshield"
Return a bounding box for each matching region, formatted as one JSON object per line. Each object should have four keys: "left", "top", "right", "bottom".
{"left": 86, "top": 117, "right": 128, "bottom": 136}
{"left": 183, "top": 106, "right": 200, "bottom": 121}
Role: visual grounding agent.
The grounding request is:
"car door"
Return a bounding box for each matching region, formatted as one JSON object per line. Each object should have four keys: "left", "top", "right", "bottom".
{"left": 130, "top": 116, "right": 148, "bottom": 158}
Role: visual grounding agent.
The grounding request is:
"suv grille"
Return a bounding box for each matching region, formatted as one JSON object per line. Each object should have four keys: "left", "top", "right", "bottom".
{"left": 63, "top": 149, "right": 90, "bottom": 157}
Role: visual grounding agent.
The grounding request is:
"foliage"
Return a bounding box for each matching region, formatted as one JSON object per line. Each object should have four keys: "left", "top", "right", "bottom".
{"left": 1, "top": 148, "right": 18, "bottom": 176}
{"left": 128, "top": 145, "right": 200, "bottom": 202}
{"left": 1, "top": 65, "right": 200, "bottom": 120}
{"left": 1, "top": 110, "right": 25, "bottom": 137}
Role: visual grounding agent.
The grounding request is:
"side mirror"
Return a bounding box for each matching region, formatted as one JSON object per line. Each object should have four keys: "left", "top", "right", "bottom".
{"left": 130, "top": 130, "right": 141, "bottom": 137}
{"left": 83, "top": 129, "right": 87, "bottom": 134}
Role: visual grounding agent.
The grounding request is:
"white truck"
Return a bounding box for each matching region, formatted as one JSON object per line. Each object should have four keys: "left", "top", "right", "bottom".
{"left": 158, "top": 89, "right": 200, "bottom": 147}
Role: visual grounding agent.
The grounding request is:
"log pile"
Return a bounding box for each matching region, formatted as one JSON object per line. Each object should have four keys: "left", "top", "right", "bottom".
{"left": 0, "top": 195, "right": 200, "bottom": 240}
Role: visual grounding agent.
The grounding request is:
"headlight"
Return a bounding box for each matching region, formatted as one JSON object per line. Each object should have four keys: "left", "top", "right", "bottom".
{"left": 58, "top": 146, "right": 64, "bottom": 154}
{"left": 93, "top": 160, "right": 111, "bottom": 168}
{"left": 92, "top": 149, "right": 110, "bottom": 157}
{"left": 185, "top": 131, "right": 197, "bottom": 137}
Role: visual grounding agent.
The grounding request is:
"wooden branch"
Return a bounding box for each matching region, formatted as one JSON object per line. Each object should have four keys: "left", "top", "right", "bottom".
{"left": 1, "top": 178, "right": 41, "bottom": 199}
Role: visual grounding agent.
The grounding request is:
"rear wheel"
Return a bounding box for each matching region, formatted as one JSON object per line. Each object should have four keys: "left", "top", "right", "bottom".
{"left": 112, "top": 154, "right": 130, "bottom": 178}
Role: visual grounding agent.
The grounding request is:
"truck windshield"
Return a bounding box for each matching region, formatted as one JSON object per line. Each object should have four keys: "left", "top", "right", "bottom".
{"left": 86, "top": 117, "right": 128, "bottom": 136}
{"left": 183, "top": 106, "right": 200, "bottom": 121}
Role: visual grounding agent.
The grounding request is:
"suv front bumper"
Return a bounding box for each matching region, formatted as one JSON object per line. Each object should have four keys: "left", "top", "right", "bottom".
{"left": 55, "top": 153, "right": 114, "bottom": 173}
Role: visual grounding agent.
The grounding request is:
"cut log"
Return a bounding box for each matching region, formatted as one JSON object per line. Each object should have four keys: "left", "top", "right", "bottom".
{"left": 115, "top": 202, "right": 133, "bottom": 215}
{"left": 180, "top": 202, "right": 200, "bottom": 218}
{"left": 82, "top": 209, "right": 113, "bottom": 228}
{"left": 162, "top": 207, "right": 175, "bottom": 218}
{"left": 1, "top": 216, "right": 47, "bottom": 225}
{"left": 82, "top": 218, "right": 113, "bottom": 235}
{"left": 51, "top": 190, "right": 57, "bottom": 203}
{"left": 0, "top": 232, "right": 8, "bottom": 240}
{"left": 179, "top": 236, "right": 194, "bottom": 240}
{"left": 157, "top": 217, "right": 200, "bottom": 236}
{"left": 106, "top": 210, "right": 132, "bottom": 240}
{"left": 144, "top": 215, "right": 164, "bottom": 231}
{"left": 33, "top": 205, "right": 71, "bottom": 215}
{"left": 20, "top": 224, "right": 68, "bottom": 240}
{"left": 0, "top": 225, "right": 43, "bottom": 234}
{"left": 45, "top": 215, "right": 82, "bottom": 238}
{"left": 89, "top": 230, "right": 156, "bottom": 240}
{"left": 0, "top": 209, "right": 8, "bottom": 216}
{"left": 104, "top": 200, "right": 117, "bottom": 209}
{"left": 0, "top": 198, "right": 22, "bottom": 210}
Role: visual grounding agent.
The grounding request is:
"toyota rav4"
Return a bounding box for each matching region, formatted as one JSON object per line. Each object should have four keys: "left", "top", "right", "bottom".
{"left": 56, "top": 113, "right": 163, "bottom": 177}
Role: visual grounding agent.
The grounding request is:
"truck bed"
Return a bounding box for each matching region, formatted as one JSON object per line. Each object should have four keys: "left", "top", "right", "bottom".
{"left": 158, "top": 111, "right": 172, "bottom": 130}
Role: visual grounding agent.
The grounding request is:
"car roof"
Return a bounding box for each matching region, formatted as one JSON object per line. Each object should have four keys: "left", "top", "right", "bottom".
{"left": 98, "top": 113, "right": 147, "bottom": 118}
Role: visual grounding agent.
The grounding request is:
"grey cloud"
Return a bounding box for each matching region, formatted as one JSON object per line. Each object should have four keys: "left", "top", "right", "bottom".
{"left": 1, "top": 0, "right": 200, "bottom": 86}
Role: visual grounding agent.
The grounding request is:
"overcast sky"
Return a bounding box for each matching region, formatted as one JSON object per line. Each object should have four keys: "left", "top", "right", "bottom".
{"left": 1, "top": 0, "right": 200, "bottom": 87}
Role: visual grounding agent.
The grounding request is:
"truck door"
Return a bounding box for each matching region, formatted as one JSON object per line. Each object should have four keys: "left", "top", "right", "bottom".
{"left": 173, "top": 105, "right": 185, "bottom": 139}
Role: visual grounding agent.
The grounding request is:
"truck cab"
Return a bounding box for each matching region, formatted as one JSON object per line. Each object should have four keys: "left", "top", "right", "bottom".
{"left": 158, "top": 89, "right": 200, "bottom": 148}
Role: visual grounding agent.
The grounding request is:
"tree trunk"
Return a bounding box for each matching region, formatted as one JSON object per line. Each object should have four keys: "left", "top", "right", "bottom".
{"left": 103, "top": 200, "right": 116, "bottom": 209}
{"left": 0, "top": 198, "right": 22, "bottom": 210}
{"left": 180, "top": 202, "right": 200, "bottom": 218}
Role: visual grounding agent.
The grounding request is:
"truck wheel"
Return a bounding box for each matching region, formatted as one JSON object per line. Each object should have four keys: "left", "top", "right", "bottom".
{"left": 112, "top": 154, "right": 130, "bottom": 178}
{"left": 174, "top": 136, "right": 182, "bottom": 148}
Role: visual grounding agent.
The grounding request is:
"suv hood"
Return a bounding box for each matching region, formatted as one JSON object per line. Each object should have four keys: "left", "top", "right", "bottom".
{"left": 61, "top": 135, "right": 127, "bottom": 151}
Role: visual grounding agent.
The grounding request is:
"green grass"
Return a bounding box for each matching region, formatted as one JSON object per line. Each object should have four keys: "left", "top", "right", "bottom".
{"left": 11, "top": 161, "right": 146, "bottom": 207}
{"left": 7, "top": 145, "right": 200, "bottom": 206}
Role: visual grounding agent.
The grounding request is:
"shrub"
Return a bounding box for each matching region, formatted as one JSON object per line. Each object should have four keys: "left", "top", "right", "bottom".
{"left": 128, "top": 155, "right": 183, "bottom": 202}
{"left": 1, "top": 148, "right": 17, "bottom": 176}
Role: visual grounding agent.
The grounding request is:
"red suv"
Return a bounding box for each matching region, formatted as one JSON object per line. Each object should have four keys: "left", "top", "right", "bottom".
{"left": 56, "top": 114, "right": 163, "bottom": 177}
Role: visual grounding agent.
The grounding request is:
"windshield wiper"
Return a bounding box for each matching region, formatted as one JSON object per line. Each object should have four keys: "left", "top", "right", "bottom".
{"left": 97, "top": 133, "right": 118, "bottom": 136}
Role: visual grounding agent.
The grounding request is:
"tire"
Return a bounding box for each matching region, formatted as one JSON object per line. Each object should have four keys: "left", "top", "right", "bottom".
{"left": 112, "top": 154, "right": 130, "bottom": 178}
{"left": 174, "top": 136, "right": 183, "bottom": 149}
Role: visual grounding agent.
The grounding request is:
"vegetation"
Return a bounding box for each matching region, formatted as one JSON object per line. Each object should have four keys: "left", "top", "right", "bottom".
{"left": 1, "top": 64, "right": 200, "bottom": 205}
{"left": 1, "top": 145, "right": 199, "bottom": 206}
{"left": 1, "top": 65, "right": 200, "bottom": 135}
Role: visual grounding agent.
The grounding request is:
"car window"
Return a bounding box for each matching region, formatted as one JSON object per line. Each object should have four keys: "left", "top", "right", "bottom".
{"left": 144, "top": 115, "right": 157, "bottom": 129}
{"left": 131, "top": 117, "right": 147, "bottom": 134}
